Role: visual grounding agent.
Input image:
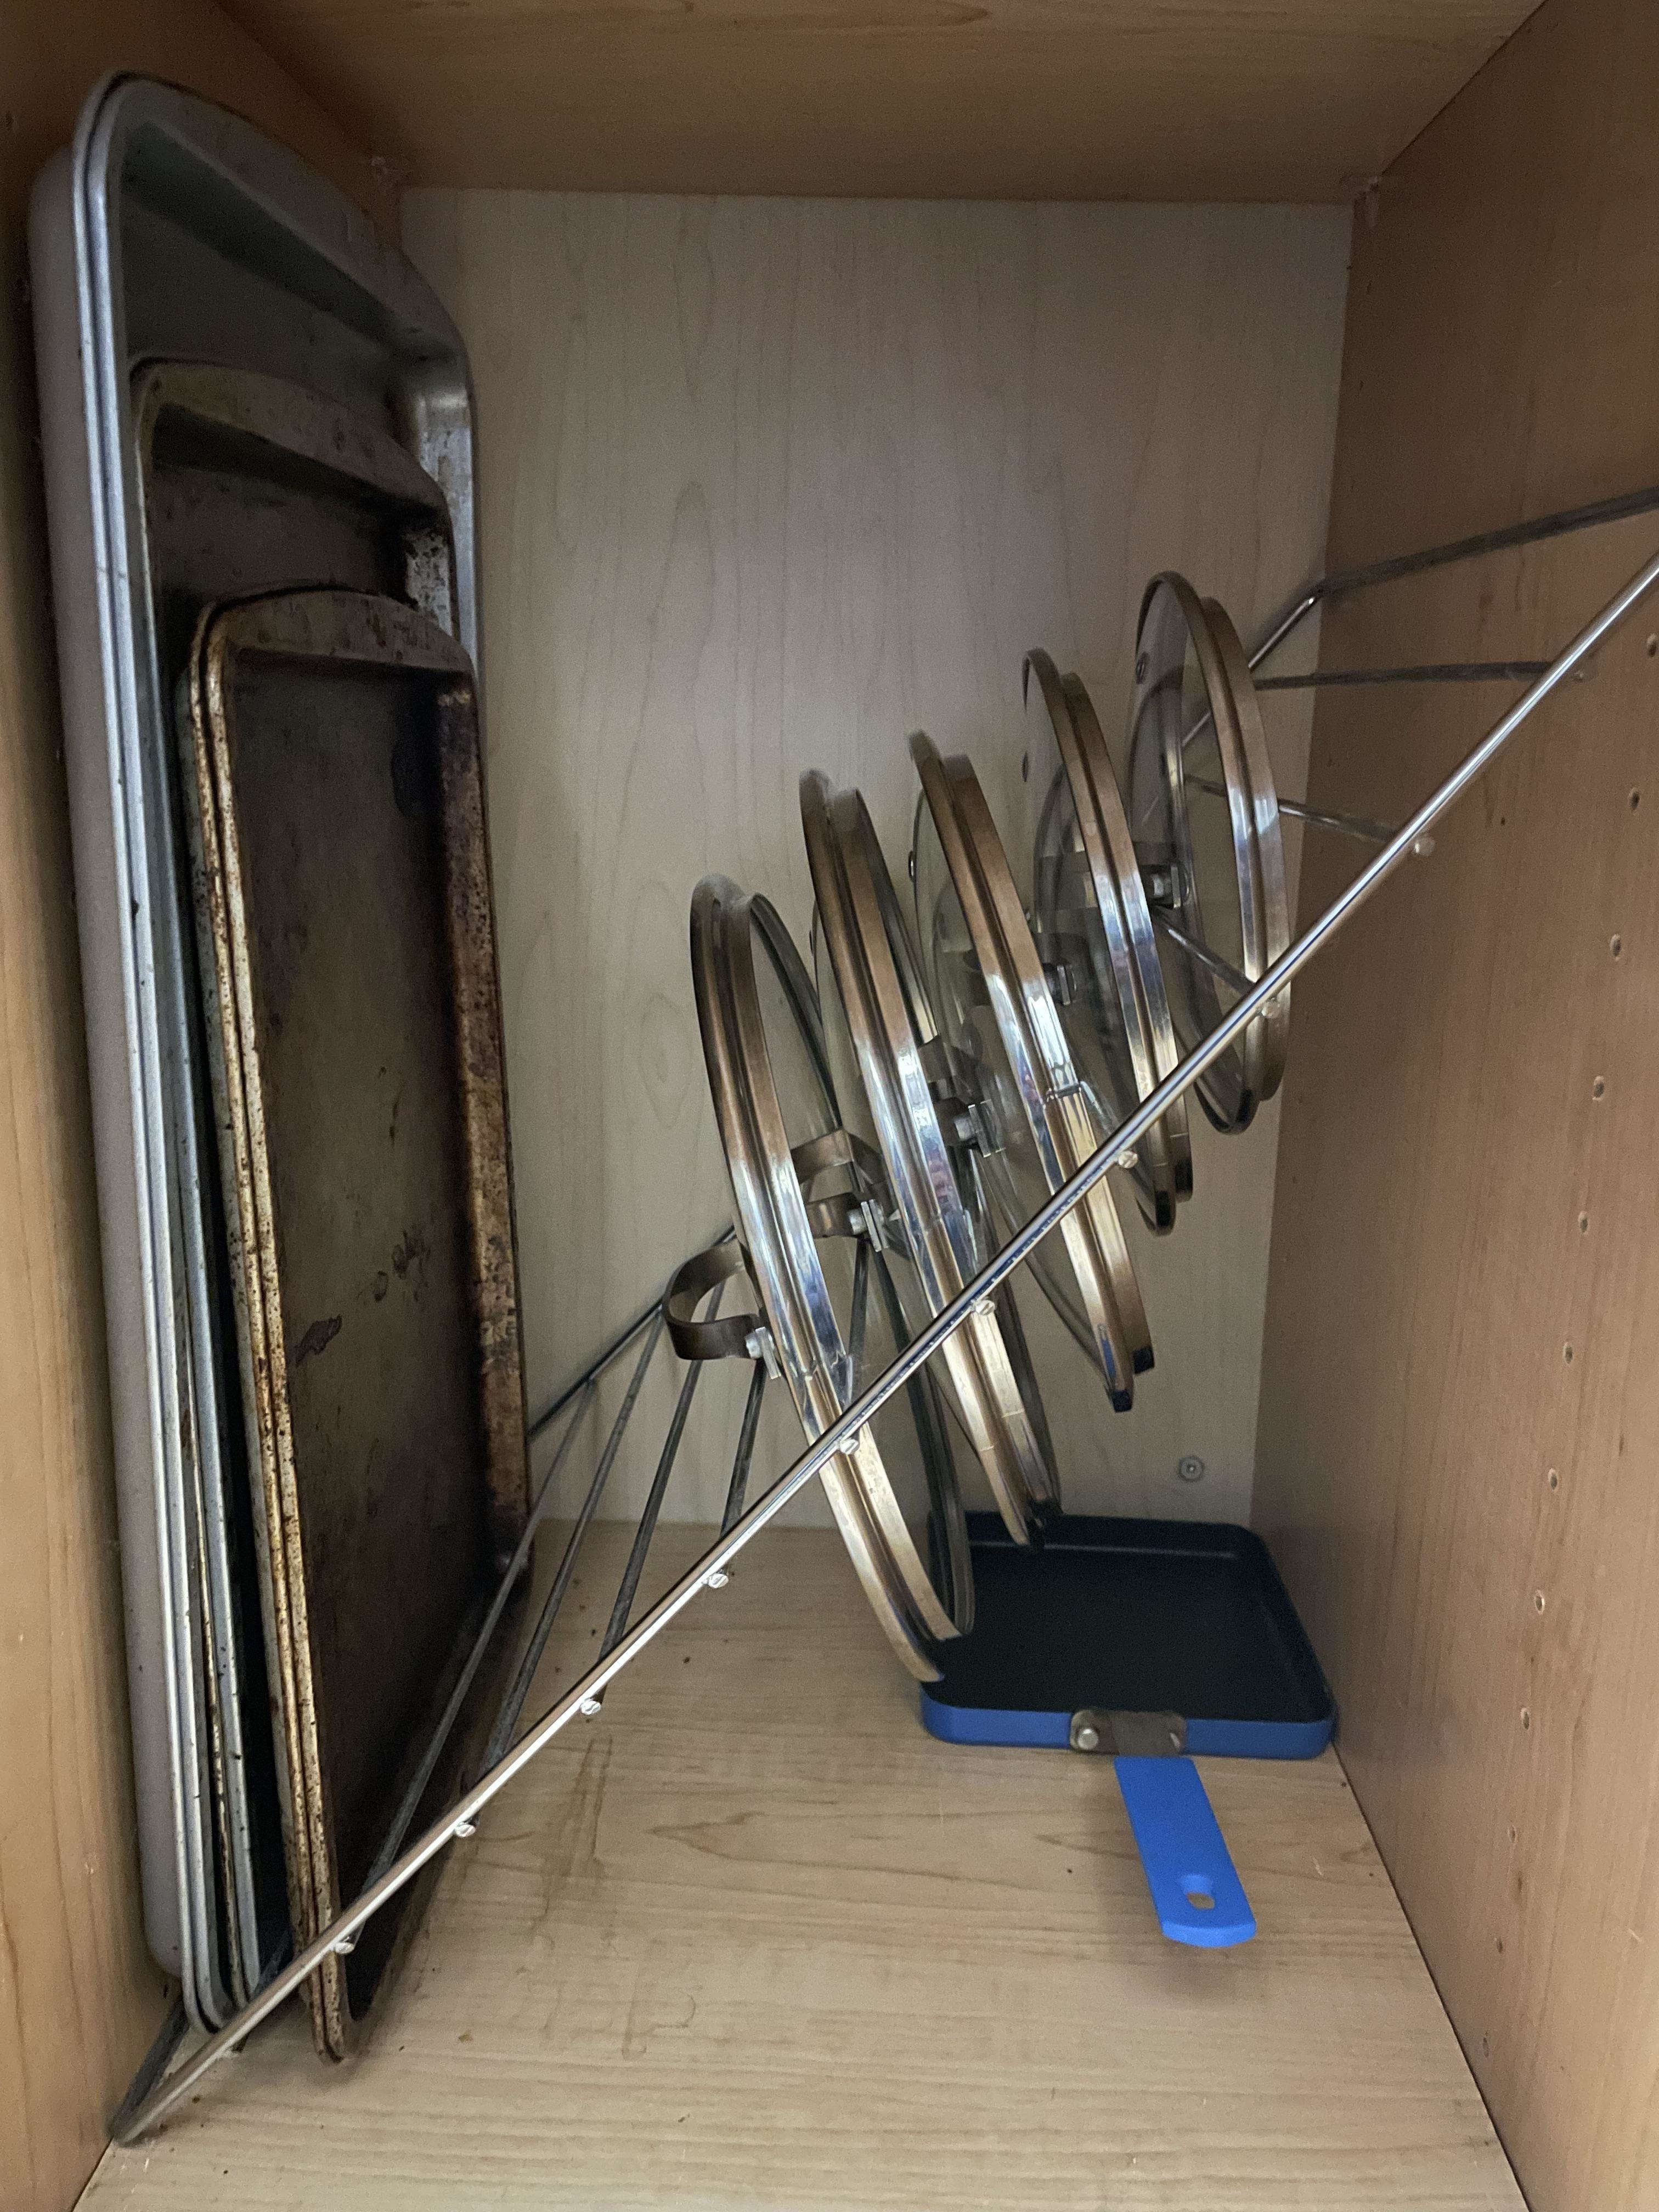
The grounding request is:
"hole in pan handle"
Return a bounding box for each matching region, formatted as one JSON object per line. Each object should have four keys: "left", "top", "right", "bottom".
{"left": 1111, "top": 1756, "right": 1256, "bottom": 1949}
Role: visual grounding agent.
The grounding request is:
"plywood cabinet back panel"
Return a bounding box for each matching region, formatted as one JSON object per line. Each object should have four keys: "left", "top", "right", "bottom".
{"left": 1254, "top": 3, "right": 1659, "bottom": 2207}
{"left": 403, "top": 190, "right": 1348, "bottom": 1538}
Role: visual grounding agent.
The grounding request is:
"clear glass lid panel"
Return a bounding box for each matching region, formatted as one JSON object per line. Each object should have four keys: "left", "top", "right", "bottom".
{"left": 750, "top": 906, "right": 838, "bottom": 1144}
{"left": 910, "top": 787, "right": 1092, "bottom": 1342}
{"left": 1129, "top": 586, "right": 1251, "bottom": 1116}
{"left": 810, "top": 911, "right": 880, "bottom": 1156}
{"left": 1026, "top": 682, "right": 1140, "bottom": 1133}
{"left": 810, "top": 915, "right": 934, "bottom": 1348}
{"left": 814, "top": 1178, "right": 957, "bottom": 1613}
{"left": 752, "top": 905, "right": 953, "bottom": 1613}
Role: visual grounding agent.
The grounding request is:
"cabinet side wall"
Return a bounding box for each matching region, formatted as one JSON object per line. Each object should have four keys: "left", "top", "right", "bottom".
{"left": 0, "top": 14, "right": 387, "bottom": 2211}
{"left": 1252, "top": 3, "right": 1659, "bottom": 2208}
{"left": 404, "top": 191, "right": 1350, "bottom": 1533}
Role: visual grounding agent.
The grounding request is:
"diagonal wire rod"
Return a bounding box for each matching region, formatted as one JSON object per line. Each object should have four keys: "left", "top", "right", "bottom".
{"left": 361, "top": 1379, "right": 597, "bottom": 1888}
{"left": 525, "top": 1225, "right": 728, "bottom": 1441}
{"left": 721, "top": 1361, "right": 768, "bottom": 1536}
{"left": 588, "top": 1285, "right": 727, "bottom": 1707}
{"left": 120, "top": 540, "right": 1659, "bottom": 2145}
{"left": 477, "top": 1308, "right": 665, "bottom": 1773}
{"left": 1255, "top": 659, "right": 1550, "bottom": 689}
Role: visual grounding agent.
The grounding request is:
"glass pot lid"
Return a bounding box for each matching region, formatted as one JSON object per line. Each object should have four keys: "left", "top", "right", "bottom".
{"left": 1127, "top": 574, "right": 1289, "bottom": 1132}
{"left": 801, "top": 769, "right": 1060, "bottom": 1541}
{"left": 1024, "top": 648, "right": 1192, "bottom": 1234}
{"left": 908, "top": 733, "right": 1153, "bottom": 1410}
{"left": 689, "top": 874, "right": 971, "bottom": 1678}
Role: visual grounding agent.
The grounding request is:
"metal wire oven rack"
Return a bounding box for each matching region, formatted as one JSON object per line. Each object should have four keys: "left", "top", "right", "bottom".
{"left": 120, "top": 482, "right": 1659, "bottom": 2141}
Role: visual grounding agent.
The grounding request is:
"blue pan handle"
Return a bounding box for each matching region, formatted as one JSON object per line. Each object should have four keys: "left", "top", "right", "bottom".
{"left": 1114, "top": 1755, "right": 1256, "bottom": 1947}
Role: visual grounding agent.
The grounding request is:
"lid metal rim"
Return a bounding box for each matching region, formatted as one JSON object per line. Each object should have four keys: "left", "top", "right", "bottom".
{"left": 802, "top": 772, "right": 1054, "bottom": 1537}
{"left": 1134, "top": 572, "right": 1269, "bottom": 1133}
{"left": 943, "top": 755, "right": 1153, "bottom": 1392}
{"left": 1025, "top": 649, "right": 1188, "bottom": 1231}
{"left": 1056, "top": 666, "right": 1194, "bottom": 1205}
{"left": 1204, "top": 601, "right": 1293, "bottom": 1104}
{"left": 689, "top": 876, "right": 959, "bottom": 1664}
{"left": 910, "top": 733, "right": 1151, "bottom": 1406}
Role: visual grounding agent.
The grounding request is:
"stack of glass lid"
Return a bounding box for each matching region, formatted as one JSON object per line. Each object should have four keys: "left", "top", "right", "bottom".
{"left": 679, "top": 572, "right": 1291, "bottom": 1676}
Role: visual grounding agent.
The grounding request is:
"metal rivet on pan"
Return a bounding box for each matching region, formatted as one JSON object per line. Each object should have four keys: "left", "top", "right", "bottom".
{"left": 1547, "top": 1468, "right": 1560, "bottom": 1491}
{"left": 579, "top": 1696, "right": 602, "bottom": 1717}
{"left": 1177, "top": 1454, "right": 1205, "bottom": 1483}
{"left": 1533, "top": 1591, "right": 1546, "bottom": 1614}
{"left": 332, "top": 1932, "right": 357, "bottom": 1956}
{"left": 1074, "top": 1722, "right": 1101, "bottom": 1752}
{"left": 1611, "top": 934, "right": 1623, "bottom": 958}
{"left": 1520, "top": 1708, "right": 1532, "bottom": 1732}
{"left": 1592, "top": 1076, "right": 1606, "bottom": 1099}
{"left": 1564, "top": 1343, "right": 1575, "bottom": 1364}
{"left": 454, "top": 1818, "right": 478, "bottom": 1838}
{"left": 706, "top": 1568, "right": 730, "bottom": 1589}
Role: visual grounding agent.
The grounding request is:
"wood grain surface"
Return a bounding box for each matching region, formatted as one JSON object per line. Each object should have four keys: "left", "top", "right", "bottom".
{"left": 224, "top": 0, "right": 1534, "bottom": 202}
{"left": 401, "top": 188, "right": 1348, "bottom": 1538}
{"left": 1252, "top": 3, "right": 1659, "bottom": 2207}
{"left": 81, "top": 1523, "right": 1522, "bottom": 2210}
{"left": 0, "top": 13, "right": 387, "bottom": 2210}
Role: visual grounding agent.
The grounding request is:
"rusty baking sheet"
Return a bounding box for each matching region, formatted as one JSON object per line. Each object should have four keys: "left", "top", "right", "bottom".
{"left": 180, "top": 586, "right": 528, "bottom": 2056}
{"left": 31, "top": 77, "right": 481, "bottom": 2018}
{"left": 133, "top": 359, "right": 465, "bottom": 2021}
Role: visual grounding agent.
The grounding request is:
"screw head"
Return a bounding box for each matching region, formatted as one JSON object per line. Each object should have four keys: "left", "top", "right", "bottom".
{"left": 1075, "top": 1722, "right": 1101, "bottom": 1752}
{"left": 707, "top": 1567, "right": 730, "bottom": 1589}
{"left": 1177, "top": 1454, "right": 1205, "bottom": 1484}
{"left": 579, "top": 1695, "right": 603, "bottom": 1717}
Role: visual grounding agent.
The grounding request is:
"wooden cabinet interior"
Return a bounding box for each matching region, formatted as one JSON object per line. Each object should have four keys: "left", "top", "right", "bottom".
{"left": 5, "top": 1, "right": 1657, "bottom": 2210}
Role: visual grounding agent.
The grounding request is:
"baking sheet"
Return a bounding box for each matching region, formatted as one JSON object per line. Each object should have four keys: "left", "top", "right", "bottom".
{"left": 183, "top": 587, "right": 527, "bottom": 2056}
{"left": 135, "top": 357, "right": 465, "bottom": 2015}
{"left": 29, "top": 73, "right": 479, "bottom": 2015}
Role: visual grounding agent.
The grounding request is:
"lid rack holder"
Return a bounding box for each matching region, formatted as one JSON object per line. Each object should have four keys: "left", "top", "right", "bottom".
{"left": 119, "top": 483, "right": 1659, "bottom": 2141}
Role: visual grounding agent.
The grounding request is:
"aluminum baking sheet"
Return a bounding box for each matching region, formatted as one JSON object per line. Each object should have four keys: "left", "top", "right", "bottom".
{"left": 182, "top": 588, "right": 527, "bottom": 2057}
{"left": 29, "top": 75, "right": 480, "bottom": 2014}
{"left": 133, "top": 357, "right": 464, "bottom": 2017}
